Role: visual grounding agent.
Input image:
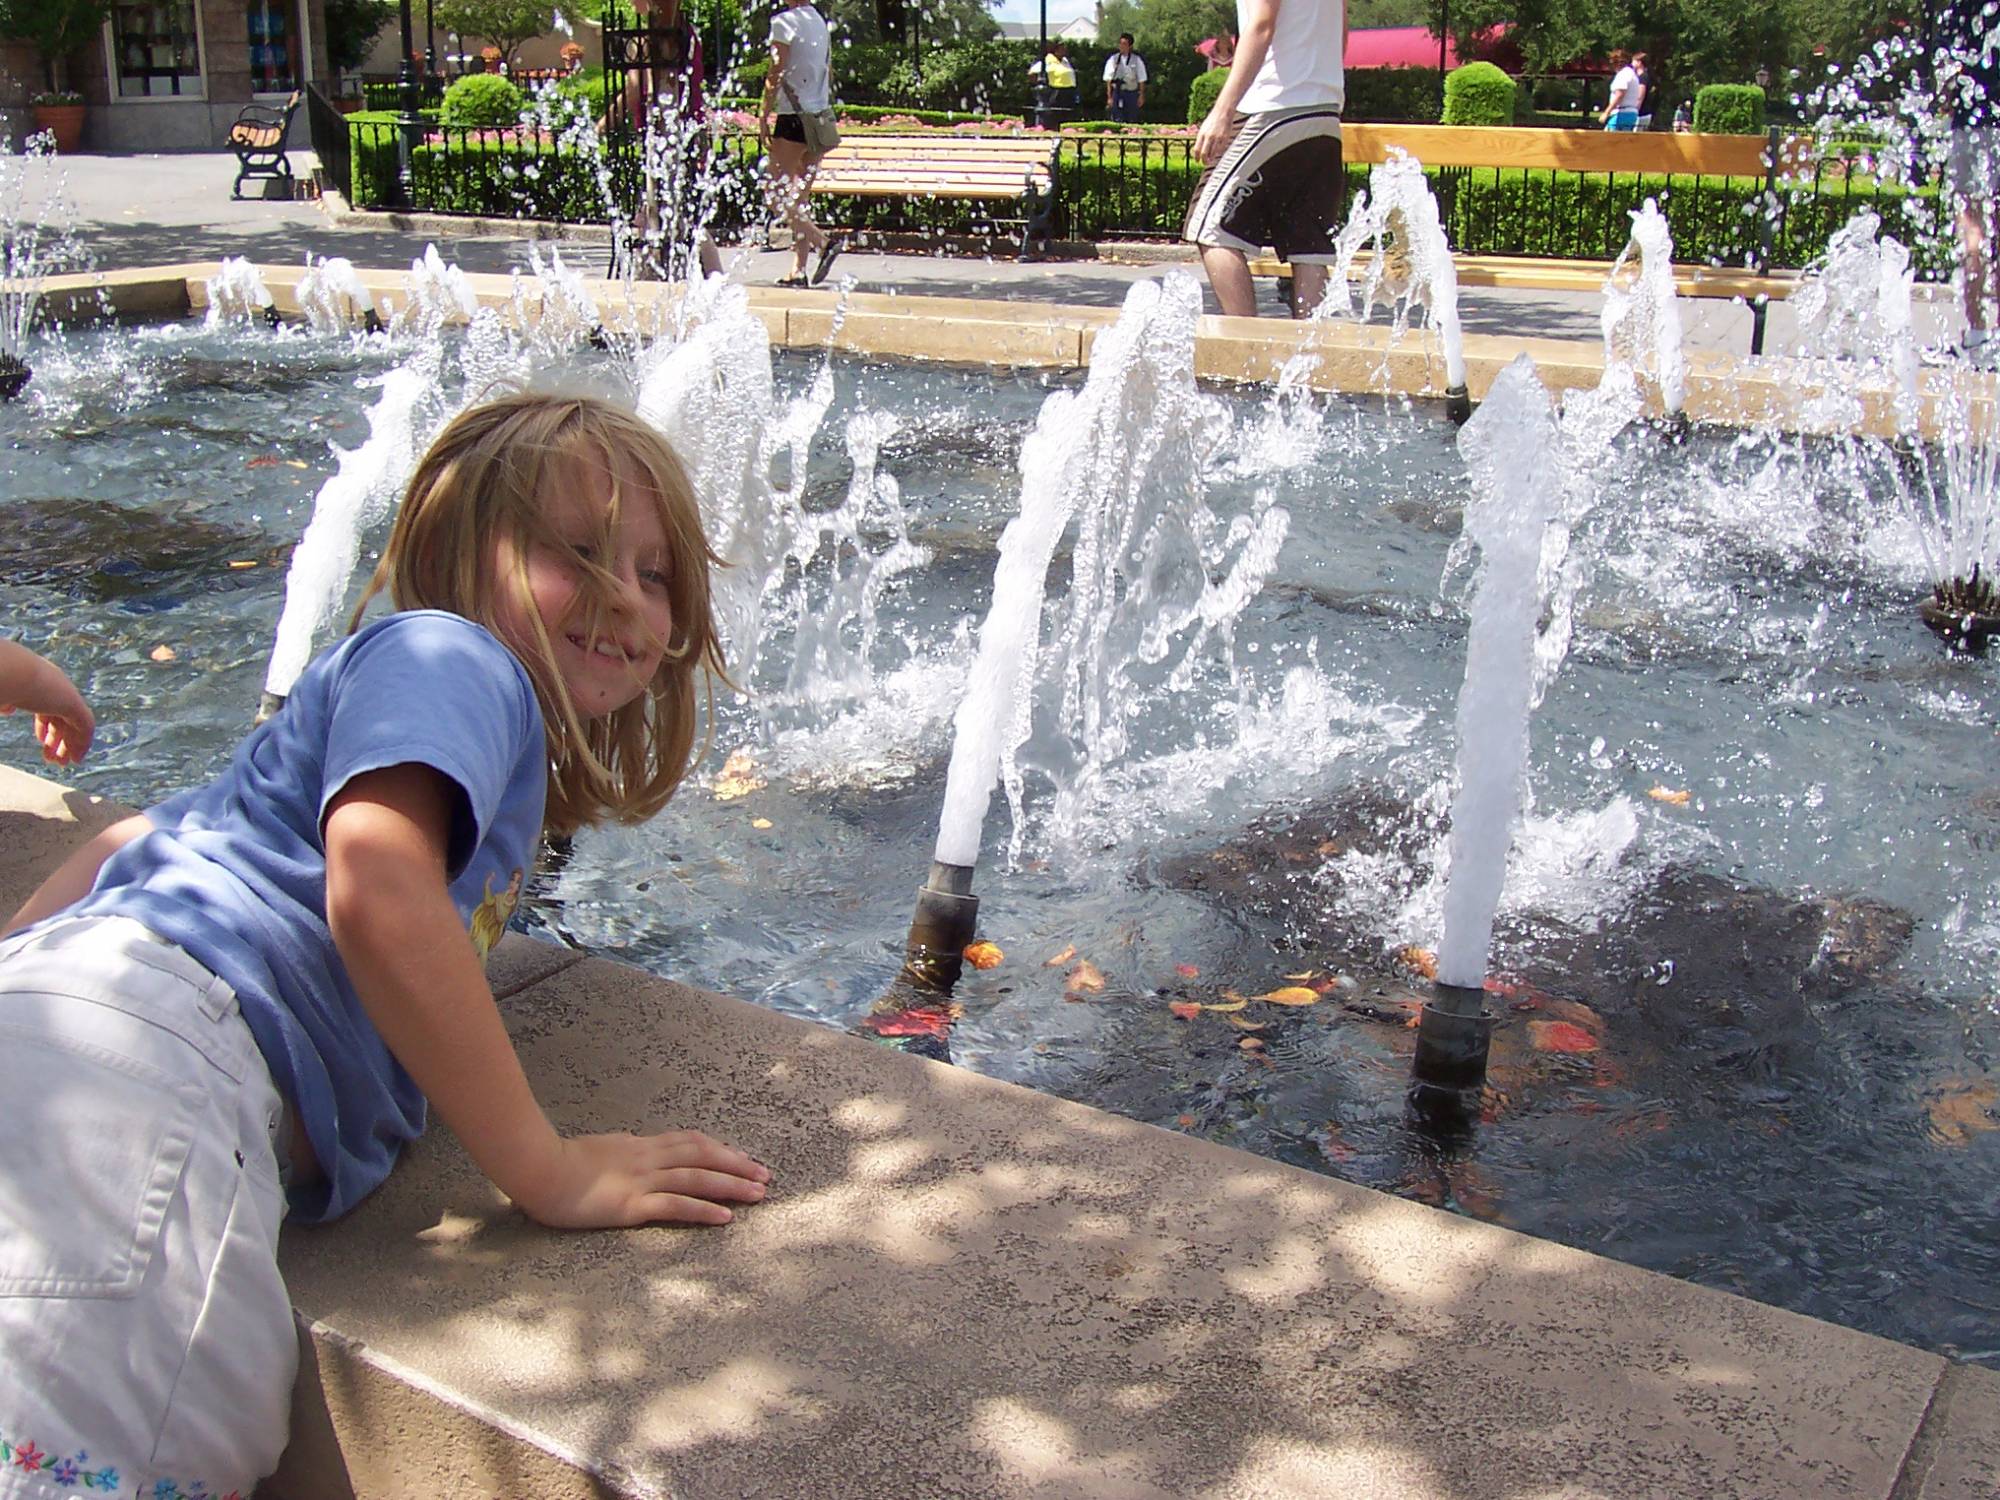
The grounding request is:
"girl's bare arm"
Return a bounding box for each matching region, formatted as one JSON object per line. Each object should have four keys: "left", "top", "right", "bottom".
{"left": 5, "top": 813, "right": 150, "bottom": 936}
{"left": 323, "top": 762, "right": 770, "bottom": 1228}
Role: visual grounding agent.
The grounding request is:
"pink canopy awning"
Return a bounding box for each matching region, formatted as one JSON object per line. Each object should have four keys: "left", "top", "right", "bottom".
{"left": 1344, "top": 23, "right": 1516, "bottom": 71}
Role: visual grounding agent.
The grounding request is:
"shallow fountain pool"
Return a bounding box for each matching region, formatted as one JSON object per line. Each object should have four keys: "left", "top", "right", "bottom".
{"left": 6, "top": 315, "right": 1998, "bottom": 1367}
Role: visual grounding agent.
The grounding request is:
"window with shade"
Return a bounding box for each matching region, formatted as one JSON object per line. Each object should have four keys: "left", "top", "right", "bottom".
{"left": 246, "top": 0, "right": 302, "bottom": 93}
{"left": 111, "top": 1, "right": 203, "bottom": 98}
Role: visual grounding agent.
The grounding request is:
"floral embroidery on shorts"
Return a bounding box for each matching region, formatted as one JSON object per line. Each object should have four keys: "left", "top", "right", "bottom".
{"left": 1, "top": 1429, "right": 240, "bottom": 1498}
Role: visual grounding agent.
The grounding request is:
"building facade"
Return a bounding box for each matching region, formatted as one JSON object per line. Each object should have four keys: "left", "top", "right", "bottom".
{"left": 4, "top": 0, "right": 328, "bottom": 151}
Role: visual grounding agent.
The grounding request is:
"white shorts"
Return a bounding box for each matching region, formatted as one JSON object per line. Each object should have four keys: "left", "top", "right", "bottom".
{"left": 0, "top": 917, "right": 295, "bottom": 1500}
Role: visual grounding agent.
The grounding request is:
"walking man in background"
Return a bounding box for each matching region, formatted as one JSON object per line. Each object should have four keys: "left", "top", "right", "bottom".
{"left": 1184, "top": 0, "right": 1345, "bottom": 318}
{"left": 1104, "top": 34, "right": 1148, "bottom": 122}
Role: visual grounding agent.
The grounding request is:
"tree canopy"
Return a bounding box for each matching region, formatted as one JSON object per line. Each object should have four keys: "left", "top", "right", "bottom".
{"left": 433, "top": 0, "right": 556, "bottom": 63}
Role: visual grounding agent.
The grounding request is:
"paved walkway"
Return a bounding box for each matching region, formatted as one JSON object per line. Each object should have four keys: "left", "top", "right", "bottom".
{"left": 54, "top": 150, "right": 1966, "bottom": 359}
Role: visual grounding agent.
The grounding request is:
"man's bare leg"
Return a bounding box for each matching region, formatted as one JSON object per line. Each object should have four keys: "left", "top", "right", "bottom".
{"left": 1291, "top": 262, "right": 1328, "bottom": 318}
{"left": 1201, "top": 245, "right": 1258, "bottom": 317}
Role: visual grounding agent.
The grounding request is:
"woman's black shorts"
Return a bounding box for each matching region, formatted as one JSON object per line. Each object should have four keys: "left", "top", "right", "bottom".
{"left": 773, "top": 113, "right": 807, "bottom": 144}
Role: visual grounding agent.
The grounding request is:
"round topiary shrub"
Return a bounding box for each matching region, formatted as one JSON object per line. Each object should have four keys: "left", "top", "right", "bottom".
{"left": 1187, "top": 67, "right": 1225, "bottom": 124}
{"left": 1441, "top": 61, "right": 1515, "bottom": 125}
{"left": 440, "top": 73, "right": 526, "bottom": 130}
{"left": 1693, "top": 82, "right": 1766, "bottom": 134}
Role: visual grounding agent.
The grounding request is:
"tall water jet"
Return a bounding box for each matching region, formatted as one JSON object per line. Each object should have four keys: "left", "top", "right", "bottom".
{"left": 1901, "top": 375, "right": 2000, "bottom": 650}
{"left": 915, "top": 272, "right": 1286, "bottom": 992}
{"left": 297, "top": 254, "right": 382, "bottom": 335}
{"left": 1325, "top": 148, "right": 1471, "bottom": 420}
{"left": 1412, "top": 354, "right": 1565, "bottom": 1109}
{"left": 0, "top": 132, "right": 87, "bottom": 400}
{"left": 1601, "top": 200, "right": 1686, "bottom": 420}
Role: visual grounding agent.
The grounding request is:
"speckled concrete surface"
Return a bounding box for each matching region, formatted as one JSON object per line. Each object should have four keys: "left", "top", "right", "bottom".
{"left": 2, "top": 766, "right": 1993, "bottom": 1498}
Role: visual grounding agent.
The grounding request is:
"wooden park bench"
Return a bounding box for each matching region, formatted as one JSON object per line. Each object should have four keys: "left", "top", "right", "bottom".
{"left": 807, "top": 133, "right": 1060, "bottom": 261}
{"left": 228, "top": 90, "right": 302, "bottom": 199}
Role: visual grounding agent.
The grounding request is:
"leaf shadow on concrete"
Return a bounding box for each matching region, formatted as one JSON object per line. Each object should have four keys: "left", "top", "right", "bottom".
{"left": 271, "top": 942, "right": 1946, "bottom": 1500}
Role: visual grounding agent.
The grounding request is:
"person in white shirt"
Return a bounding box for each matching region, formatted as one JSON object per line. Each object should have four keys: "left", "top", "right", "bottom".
{"left": 758, "top": 0, "right": 842, "bottom": 285}
{"left": 1103, "top": 34, "right": 1148, "bottom": 122}
{"left": 1184, "top": 0, "right": 1344, "bottom": 318}
{"left": 1600, "top": 50, "right": 1646, "bottom": 130}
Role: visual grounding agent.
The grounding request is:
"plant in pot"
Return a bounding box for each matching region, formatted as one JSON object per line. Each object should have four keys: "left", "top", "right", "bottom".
{"left": 0, "top": 0, "right": 116, "bottom": 152}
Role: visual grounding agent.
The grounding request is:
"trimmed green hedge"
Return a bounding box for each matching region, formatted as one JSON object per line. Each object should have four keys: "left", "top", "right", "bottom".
{"left": 1694, "top": 83, "right": 1765, "bottom": 135}
{"left": 440, "top": 73, "right": 525, "bottom": 128}
{"left": 1187, "top": 69, "right": 1223, "bottom": 125}
{"left": 1442, "top": 62, "right": 1515, "bottom": 125}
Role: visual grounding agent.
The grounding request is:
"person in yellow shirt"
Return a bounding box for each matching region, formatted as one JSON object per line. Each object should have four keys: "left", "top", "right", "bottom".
{"left": 1032, "top": 40, "right": 1078, "bottom": 114}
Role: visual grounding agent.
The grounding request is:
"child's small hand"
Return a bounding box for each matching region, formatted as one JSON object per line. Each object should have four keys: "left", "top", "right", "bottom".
{"left": 516, "top": 1129, "right": 772, "bottom": 1230}
{"left": 0, "top": 645, "right": 95, "bottom": 767}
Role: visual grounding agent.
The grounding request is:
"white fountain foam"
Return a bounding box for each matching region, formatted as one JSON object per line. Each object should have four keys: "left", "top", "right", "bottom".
{"left": 388, "top": 245, "right": 479, "bottom": 335}
{"left": 1600, "top": 200, "right": 1686, "bottom": 417}
{"left": 296, "top": 254, "right": 377, "bottom": 336}
{"left": 1790, "top": 210, "right": 1921, "bottom": 435}
{"left": 1322, "top": 147, "right": 1469, "bottom": 393}
{"left": 263, "top": 351, "right": 442, "bottom": 697}
{"left": 205, "top": 257, "right": 275, "bottom": 328}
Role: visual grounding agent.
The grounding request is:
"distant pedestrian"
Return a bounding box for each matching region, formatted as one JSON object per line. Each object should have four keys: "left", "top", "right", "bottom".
{"left": 1929, "top": 0, "right": 2000, "bottom": 362}
{"left": 759, "top": 0, "right": 842, "bottom": 287}
{"left": 1601, "top": 49, "right": 1646, "bottom": 130}
{"left": 1104, "top": 33, "right": 1148, "bottom": 122}
{"left": 1672, "top": 96, "right": 1692, "bottom": 133}
{"left": 1184, "top": 0, "right": 1343, "bottom": 318}
{"left": 1197, "top": 33, "right": 1237, "bottom": 71}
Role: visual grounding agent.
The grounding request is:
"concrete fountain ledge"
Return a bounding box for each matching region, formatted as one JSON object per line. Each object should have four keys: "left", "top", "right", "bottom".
{"left": 38, "top": 261, "right": 1992, "bottom": 443}
{"left": 3, "top": 764, "right": 1997, "bottom": 1498}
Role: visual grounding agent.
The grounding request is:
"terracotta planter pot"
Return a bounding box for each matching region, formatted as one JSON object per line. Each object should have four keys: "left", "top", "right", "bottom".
{"left": 31, "top": 103, "right": 86, "bottom": 154}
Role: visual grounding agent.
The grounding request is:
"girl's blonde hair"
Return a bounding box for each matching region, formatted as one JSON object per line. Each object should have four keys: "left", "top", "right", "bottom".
{"left": 352, "top": 392, "right": 727, "bottom": 837}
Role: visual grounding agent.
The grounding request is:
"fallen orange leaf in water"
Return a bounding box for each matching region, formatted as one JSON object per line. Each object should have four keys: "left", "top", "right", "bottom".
{"left": 750, "top": 817, "right": 773, "bottom": 830}
{"left": 864, "top": 1007, "right": 952, "bottom": 1039}
{"left": 1398, "top": 945, "right": 1438, "bottom": 979}
{"left": 1223, "top": 1014, "right": 1266, "bottom": 1032}
{"left": 1202, "top": 996, "right": 1247, "bottom": 1013}
{"left": 1648, "top": 785, "right": 1692, "bottom": 806}
{"left": 1238, "top": 1036, "right": 1265, "bottom": 1051}
{"left": 1044, "top": 944, "right": 1077, "bottom": 967}
{"left": 1927, "top": 1082, "right": 1999, "bottom": 1146}
{"left": 1066, "top": 959, "right": 1105, "bottom": 995}
{"left": 1528, "top": 1020, "right": 1599, "bottom": 1054}
{"left": 963, "top": 940, "right": 1004, "bottom": 970}
{"left": 284, "top": 458, "right": 309, "bottom": 469}
{"left": 149, "top": 644, "right": 177, "bottom": 662}
{"left": 712, "top": 749, "right": 765, "bottom": 801}
{"left": 1284, "top": 969, "right": 1317, "bottom": 981}
{"left": 1257, "top": 986, "right": 1319, "bottom": 1007}
{"left": 1168, "top": 1000, "right": 1201, "bottom": 1021}
{"left": 245, "top": 454, "right": 281, "bottom": 468}
{"left": 1175, "top": 963, "right": 1200, "bottom": 979}
{"left": 226, "top": 559, "right": 258, "bottom": 569}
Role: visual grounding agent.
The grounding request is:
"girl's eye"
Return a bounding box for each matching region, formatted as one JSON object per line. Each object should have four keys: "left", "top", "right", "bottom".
{"left": 642, "top": 568, "right": 672, "bottom": 591}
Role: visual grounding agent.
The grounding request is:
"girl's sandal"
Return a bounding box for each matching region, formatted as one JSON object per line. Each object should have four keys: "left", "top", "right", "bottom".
{"left": 775, "top": 273, "right": 809, "bottom": 288}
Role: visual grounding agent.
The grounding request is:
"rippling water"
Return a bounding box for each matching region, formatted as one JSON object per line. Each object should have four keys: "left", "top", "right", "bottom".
{"left": 6, "top": 320, "right": 1997, "bottom": 1365}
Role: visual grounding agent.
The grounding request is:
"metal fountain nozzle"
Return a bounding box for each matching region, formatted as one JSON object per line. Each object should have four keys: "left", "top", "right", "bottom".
{"left": 254, "top": 690, "right": 286, "bottom": 725}
{"left": 1409, "top": 978, "right": 1494, "bottom": 1117}
{"left": 903, "top": 859, "right": 979, "bottom": 993}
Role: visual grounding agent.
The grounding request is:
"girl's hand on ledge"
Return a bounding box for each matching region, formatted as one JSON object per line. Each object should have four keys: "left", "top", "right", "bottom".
{"left": 515, "top": 1129, "right": 773, "bottom": 1229}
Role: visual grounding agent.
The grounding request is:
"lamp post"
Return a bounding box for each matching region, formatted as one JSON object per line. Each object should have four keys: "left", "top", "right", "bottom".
{"left": 394, "top": 0, "right": 421, "bottom": 208}
{"left": 425, "top": 0, "right": 437, "bottom": 82}
{"left": 1437, "top": 0, "right": 1450, "bottom": 114}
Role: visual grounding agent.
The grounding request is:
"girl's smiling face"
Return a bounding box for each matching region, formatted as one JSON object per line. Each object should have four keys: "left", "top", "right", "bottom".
{"left": 492, "top": 453, "right": 674, "bottom": 720}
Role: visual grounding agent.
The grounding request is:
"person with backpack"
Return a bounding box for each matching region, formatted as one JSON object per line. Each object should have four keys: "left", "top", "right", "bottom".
{"left": 1103, "top": 34, "right": 1148, "bottom": 122}
{"left": 759, "top": 0, "right": 843, "bottom": 286}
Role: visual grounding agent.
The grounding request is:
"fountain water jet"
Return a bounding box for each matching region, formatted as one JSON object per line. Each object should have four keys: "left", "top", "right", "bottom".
{"left": 1324, "top": 148, "right": 1472, "bottom": 421}
{"left": 1600, "top": 200, "right": 1686, "bottom": 421}
{"left": 1413, "top": 354, "right": 1566, "bottom": 1110}
{"left": 0, "top": 132, "right": 87, "bottom": 400}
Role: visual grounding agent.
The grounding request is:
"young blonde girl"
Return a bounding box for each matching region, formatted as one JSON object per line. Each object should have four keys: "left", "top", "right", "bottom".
{"left": 0, "top": 394, "right": 768, "bottom": 1499}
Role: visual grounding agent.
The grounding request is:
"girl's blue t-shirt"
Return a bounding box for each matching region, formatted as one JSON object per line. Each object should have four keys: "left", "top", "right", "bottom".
{"left": 68, "top": 610, "right": 548, "bottom": 1223}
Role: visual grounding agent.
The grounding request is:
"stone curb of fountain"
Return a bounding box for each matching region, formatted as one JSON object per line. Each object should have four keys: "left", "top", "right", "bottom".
{"left": 2, "top": 761, "right": 1997, "bottom": 1499}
